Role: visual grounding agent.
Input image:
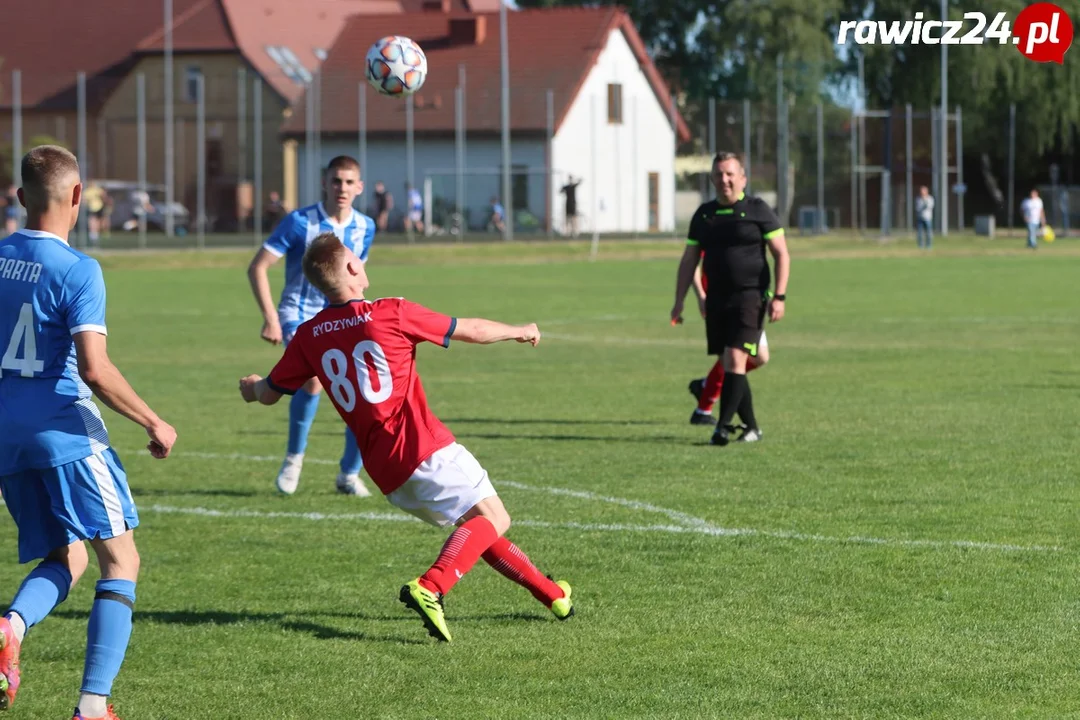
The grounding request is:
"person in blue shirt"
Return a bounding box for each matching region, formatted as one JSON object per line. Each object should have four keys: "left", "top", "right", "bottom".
{"left": 405, "top": 183, "right": 424, "bottom": 234}
{"left": 247, "top": 156, "right": 376, "bottom": 496}
{"left": 0, "top": 145, "right": 177, "bottom": 720}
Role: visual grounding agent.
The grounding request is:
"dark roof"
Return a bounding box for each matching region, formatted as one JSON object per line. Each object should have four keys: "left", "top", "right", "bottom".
{"left": 0, "top": 0, "right": 502, "bottom": 110}
{"left": 0, "top": 0, "right": 214, "bottom": 110}
{"left": 281, "top": 6, "right": 691, "bottom": 141}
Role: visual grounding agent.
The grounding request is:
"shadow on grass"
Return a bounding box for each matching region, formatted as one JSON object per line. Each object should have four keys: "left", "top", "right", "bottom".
{"left": 52, "top": 607, "right": 552, "bottom": 644}
{"left": 131, "top": 488, "right": 261, "bottom": 498}
{"left": 440, "top": 417, "right": 666, "bottom": 426}
{"left": 456, "top": 432, "right": 683, "bottom": 444}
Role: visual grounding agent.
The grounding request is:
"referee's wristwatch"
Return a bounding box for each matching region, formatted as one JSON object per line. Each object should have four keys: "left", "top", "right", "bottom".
{"left": 766, "top": 291, "right": 786, "bottom": 301}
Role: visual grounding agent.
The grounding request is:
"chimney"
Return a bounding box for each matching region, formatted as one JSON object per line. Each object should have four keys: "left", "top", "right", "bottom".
{"left": 422, "top": 0, "right": 449, "bottom": 11}
{"left": 449, "top": 16, "right": 486, "bottom": 45}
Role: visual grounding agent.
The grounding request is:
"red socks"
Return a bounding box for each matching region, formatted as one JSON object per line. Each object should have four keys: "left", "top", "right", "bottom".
{"left": 698, "top": 360, "right": 725, "bottom": 412}
{"left": 482, "top": 537, "right": 565, "bottom": 607}
{"left": 418, "top": 516, "right": 498, "bottom": 596}
{"left": 698, "top": 357, "right": 760, "bottom": 414}
{"left": 417, "top": 519, "right": 565, "bottom": 608}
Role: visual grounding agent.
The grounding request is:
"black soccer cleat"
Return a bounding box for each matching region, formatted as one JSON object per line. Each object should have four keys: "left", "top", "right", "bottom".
{"left": 711, "top": 424, "right": 746, "bottom": 446}
{"left": 690, "top": 410, "right": 717, "bottom": 426}
{"left": 687, "top": 378, "right": 705, "bottom": 401}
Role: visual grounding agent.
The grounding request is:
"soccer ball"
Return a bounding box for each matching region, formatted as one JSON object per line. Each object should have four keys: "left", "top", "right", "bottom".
{"left": 365, "top": 36, "right": 427, "bottom": 97}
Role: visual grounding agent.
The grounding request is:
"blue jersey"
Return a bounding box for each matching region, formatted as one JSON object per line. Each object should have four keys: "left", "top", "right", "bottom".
{"left": 263, "top": 202, "right": 375, "bottom": 324}
{"left": 0, "top": 230, "right": 111, "bottom": 475}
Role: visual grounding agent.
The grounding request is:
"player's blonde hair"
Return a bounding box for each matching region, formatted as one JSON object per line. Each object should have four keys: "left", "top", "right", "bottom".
{"left": 21, "top": 145, "right": 80, "bottom": 213}
{"left": 302, "top": 232, "right": 348, "bottom": 296}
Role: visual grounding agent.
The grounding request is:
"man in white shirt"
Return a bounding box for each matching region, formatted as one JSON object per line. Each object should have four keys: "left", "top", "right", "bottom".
{"left": 1020, "top": 188, "right": 1046, "bottom": 249}
{"left": 914, "top": 186, "right": 934, "bottom": 249}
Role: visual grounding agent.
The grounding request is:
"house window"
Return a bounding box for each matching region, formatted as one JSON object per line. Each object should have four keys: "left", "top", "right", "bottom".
{"left": 512, "top": 165, "right": 528, "bottom": 211}
{"left": 185, "top": 67, "right": 202, "bottom": 103}
{"left": 607, "top": 83, "right": 623, "bottom": 124}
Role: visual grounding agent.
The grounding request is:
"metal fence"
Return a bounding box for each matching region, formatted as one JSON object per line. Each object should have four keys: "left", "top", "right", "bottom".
{"left": 0, "top": 66, "right": 1065, "bottom": 251}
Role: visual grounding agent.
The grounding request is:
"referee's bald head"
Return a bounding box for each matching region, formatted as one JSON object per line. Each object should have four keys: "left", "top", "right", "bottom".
{"left": 712, "top": 152, "right": 745, "bottom": 173}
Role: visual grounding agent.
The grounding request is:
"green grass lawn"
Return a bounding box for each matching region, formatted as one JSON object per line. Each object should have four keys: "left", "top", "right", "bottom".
{"left": 2, "top": 235, "right": 1079, "bottom": 718}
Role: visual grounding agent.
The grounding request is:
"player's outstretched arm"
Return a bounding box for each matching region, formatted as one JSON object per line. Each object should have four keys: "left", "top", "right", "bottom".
{"left": 247, "top": 248, "right": 283, "bottom": 344}
{"left": 74, "top": 332, "right": 177, "bottom": 459}
{"left": 239, "top": 375, "right": 284, "bottom": 406}
{"left": 451, "top": 319, "right": 540, "bottom": 346}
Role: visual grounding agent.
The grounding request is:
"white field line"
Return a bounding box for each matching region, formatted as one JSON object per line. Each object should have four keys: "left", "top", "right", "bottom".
{"left": 134, "top": 450, "right": 1061, "bottom": 553}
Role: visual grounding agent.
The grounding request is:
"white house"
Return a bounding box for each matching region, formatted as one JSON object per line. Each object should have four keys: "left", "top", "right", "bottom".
{"left": 281, "top": 4, "right": 690, "bottom": 234}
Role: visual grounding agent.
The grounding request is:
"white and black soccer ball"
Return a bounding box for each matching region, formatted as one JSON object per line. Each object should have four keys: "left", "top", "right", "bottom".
{"left": 365, "top": 35, "right": 428, "bottom": 97}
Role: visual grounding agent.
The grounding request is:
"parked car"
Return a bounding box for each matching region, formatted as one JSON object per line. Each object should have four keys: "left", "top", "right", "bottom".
{"left": 96, "top": 180, "right": 191, "bottom": 234}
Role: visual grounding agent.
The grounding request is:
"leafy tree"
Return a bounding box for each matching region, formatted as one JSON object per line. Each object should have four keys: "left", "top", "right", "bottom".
{"left": 834, "top": 0, "right": 1080, "bottom": 216}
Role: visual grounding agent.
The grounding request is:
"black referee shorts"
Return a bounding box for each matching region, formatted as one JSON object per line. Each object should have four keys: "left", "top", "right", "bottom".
{"left": 706, "top": 290, "right": 767, "bottom": 356}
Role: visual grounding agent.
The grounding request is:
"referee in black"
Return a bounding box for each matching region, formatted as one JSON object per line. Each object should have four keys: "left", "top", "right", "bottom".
{"left": 671, "top": 151, "right": 790, "bottom": 446}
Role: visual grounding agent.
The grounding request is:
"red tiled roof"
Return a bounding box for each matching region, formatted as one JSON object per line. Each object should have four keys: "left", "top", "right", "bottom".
{"left": 0, "top": 0, "right": 209, "bottom": 110}
{"left": 280, "top": 7, "right": 691, "bottom": 141}
{"left": 0, "top": 0, "right": 497, "bottom": 110}
{"left": 220, "top": 0, "right": 400, "bottom": 103}
{"left": 220, "top": 0, "right": 504, "bottom": 102}
{"left": 136, "top": 0, "right": 238, "bottom": 52}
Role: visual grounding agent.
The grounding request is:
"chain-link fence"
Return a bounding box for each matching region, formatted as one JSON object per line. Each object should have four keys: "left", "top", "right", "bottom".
{"left": 0, "top": 64, "right": 1064, "bottom": 250}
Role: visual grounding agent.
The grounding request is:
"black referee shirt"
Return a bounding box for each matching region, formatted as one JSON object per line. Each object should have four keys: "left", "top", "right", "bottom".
{"left": 687, "top": 192, "right": 783, "bottom": 298}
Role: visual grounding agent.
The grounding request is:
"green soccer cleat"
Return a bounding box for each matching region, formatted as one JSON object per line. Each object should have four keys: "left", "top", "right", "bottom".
{"left": 550, "top": 580, "right": 574, "bottom": 621}
{"left": 399, "top": 579, "right": 452, "bottom": 642}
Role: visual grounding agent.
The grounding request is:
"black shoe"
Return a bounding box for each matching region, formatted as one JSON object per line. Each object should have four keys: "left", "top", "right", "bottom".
{"left": 688, "top": 378, "right": 705, "bottom": 401}
{"left": 711, "top": 424, "right": 747, "bottom": 445}
{"left": 690, "top": 410, "right": 717, "bottom": 426}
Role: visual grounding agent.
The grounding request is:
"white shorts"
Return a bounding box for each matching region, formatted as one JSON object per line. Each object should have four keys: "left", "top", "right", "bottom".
{"left": 408, "top": 210, "right": 422, "bottom": 223}
{"left": 387, "top": 443, "right": 497, "bottom": 527}
{"left": 760, "top": 330, "right": 768, "bottom": 348}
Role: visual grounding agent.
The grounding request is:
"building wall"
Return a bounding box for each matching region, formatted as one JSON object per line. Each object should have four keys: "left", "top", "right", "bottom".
{"left": 294, "top": 136, "right": 548, "bottom": 231}
{"left": 551, "top": 28, "right": 676, "bottom": 234}
{"left": 98, "top": 54, "right": 288, "bottom": 228}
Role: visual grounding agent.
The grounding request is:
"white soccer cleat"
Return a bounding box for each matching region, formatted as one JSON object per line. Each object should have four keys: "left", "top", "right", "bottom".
{"left": 276, "top": 454, "right": 303, "bottom": 495}
{"left": 336, "top": 472, "right": 371, "bottom": 497}
{"left": 736, "top": 428, "right": 763, "bottom": 443}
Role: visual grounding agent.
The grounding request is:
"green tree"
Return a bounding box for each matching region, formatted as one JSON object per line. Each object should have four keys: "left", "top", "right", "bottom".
{"left": 834, "top": 0, "right": 1080, "bottom": 216}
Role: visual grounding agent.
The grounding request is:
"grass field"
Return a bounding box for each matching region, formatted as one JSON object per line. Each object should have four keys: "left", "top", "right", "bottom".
{"left": 2, "top": 235, "right": 1079, "bottom": 718}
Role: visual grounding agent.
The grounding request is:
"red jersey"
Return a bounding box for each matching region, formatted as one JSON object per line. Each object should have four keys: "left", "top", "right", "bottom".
{"left": 267, "top": 297, "right": 457, "bottom": 495}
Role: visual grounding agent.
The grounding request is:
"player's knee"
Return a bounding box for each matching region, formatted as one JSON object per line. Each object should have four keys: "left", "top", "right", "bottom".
{"left": 479, "top": 502, "right": 511, "bottom": 536}
{"left": 755, "top": 347, "right": 770, "bottom": 366}
{"left": 491, "top": 510, "right": 511, "bottom": 537}
{"left": 49, "top": 540, "right": 90, "bottom": 585}
{"left": 92, "top": 532, "right": 141, "bottom": 581}
{"left": 303, "top": 376, "right": 322, "bottom": 394}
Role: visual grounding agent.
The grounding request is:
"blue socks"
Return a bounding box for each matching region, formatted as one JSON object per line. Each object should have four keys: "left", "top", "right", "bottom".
{"left": 288, "top": 390, "right": 363, "bottom": 474}
{"left": 8, "top": 559, "right": 72, "bottom": 631}
{"left": 287, "top": 389, "right": 321, "bottom": 455}
{"left": 81, "top": 579, "right": 136, "bottom": 696}
{"left": 341, "top": 427, "right": 363, "bottom": 475}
